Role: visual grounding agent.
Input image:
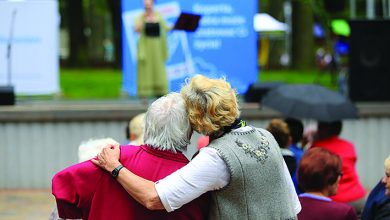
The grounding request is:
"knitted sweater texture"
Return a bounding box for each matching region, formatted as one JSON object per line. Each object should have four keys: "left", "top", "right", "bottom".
{"left": 208, "top": 127, "right": 297, "bottom": 220}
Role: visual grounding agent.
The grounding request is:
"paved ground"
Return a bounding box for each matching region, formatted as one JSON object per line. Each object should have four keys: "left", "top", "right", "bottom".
{"left": 0, "top": 189, "right": 55, "bottom": 220}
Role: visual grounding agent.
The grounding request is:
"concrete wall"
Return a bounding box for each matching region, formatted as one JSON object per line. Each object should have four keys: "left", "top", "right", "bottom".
{"left": 1, "top": 102, "right": 389, "bottom": 190}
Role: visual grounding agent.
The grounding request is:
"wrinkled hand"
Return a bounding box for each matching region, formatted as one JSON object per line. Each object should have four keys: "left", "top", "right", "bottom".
{"left": 91, "top": 144, "right": 121, "bottom": 172}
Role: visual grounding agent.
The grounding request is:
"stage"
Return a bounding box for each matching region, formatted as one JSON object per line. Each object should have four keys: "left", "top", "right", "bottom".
{"left": 1, "top": 99, "right": 390, "bottom": 122}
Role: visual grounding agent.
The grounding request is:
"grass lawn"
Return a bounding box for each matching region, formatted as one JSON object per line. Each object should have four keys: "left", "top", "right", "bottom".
{"left": 59, "top": 68, "right": 122, "bottom": 99}
{"left": 19, "top": 68, "right": 337, "bottom": 100}
{"left": 259, "top": 69, "right": 337, "bottom": 90}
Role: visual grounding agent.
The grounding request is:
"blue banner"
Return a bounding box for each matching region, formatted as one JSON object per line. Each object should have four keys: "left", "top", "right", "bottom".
{"left": 122, "top": 0, "right": 258, "bottom": 96}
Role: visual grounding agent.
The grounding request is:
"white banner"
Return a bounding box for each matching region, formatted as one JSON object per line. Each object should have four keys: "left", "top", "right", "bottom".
{"left": 0, "top": 0, "right": 60, "bottom": 95}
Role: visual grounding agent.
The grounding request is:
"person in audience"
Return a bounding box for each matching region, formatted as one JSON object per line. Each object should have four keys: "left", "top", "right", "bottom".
{"left": 52, "top": 93, "right": 209, "bottom": 220}
{"left": 311, "top": 120, "right": 366, "bottom": 213}
{"left": 127, "top": 112, "right": 145, "bottom": 145}
{"left": 386, "top": 156, "right": 390, "bottom": 197}
{"left": 50, "top": 138, "right": 119, "bottom": 220}
{"left": 196, "top": 135, "right": 209, "bottom": 149}
{"left": 93, "top": 74, "right": 301, "bottom": 219}
{"left": 266, "top": 118, "right": 297, "bottom": 177}
{"left": 285, "top": 117, "right": 305, "bottom": 193}
{"left": 297, "top": 147, "right": 358, "bottom": 220}
{"left": 361, "top": 154, "right": 390, "bottom": 220}
{"left": 78, "top": 138, "right": 119, "bottom": 162}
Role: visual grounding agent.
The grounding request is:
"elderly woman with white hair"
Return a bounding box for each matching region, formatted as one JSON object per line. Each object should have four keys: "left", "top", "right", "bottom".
{"left": 94, "top": 74, "right": 301, "bottom": 219}
{"left": 362, "top": 155, "right": 390, "bottom": 220}
{"left": 52, "top": 93, "right": 209, "bottom": 220}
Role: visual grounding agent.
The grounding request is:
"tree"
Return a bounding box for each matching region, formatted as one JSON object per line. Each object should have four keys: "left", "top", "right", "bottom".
{"left": 64, "top": 0, "right": 88, "bottom": 67}
{"left": 292, "top": 0, "right": 315, "bottom": 70}
{"left": 267, "top": 0, "right": 286, "bottom": 68}
{"left": 60, "top": 0, "right": 121, "bottom": 68}
{"left": 106, "top": 0, "right": 122, "bottom": 68}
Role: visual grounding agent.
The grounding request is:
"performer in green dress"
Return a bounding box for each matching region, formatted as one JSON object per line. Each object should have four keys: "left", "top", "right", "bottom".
{"left": 135, "top": 0, "right": 169, "bottom": 98}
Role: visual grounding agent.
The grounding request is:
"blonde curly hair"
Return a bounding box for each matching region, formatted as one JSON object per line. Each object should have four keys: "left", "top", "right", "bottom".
{"left": 180, "top": 74, "right": 239, "bottom": 135}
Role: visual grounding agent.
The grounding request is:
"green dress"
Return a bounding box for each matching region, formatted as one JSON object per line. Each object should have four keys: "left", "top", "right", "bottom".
{"left": 135, "top": 12, "right": 169, "bottom": 97}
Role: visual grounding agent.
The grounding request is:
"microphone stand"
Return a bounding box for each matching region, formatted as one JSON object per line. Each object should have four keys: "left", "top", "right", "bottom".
{"left": 1, "top": 9, "right": 17, "bottom": 105}
{"left": 7, "top": 9, "right": 17, "bottom": 86}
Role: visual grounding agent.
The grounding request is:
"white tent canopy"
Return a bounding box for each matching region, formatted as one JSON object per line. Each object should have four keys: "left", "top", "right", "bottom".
{"left": 253, "top": 13, "right": 288, "bottom": 32}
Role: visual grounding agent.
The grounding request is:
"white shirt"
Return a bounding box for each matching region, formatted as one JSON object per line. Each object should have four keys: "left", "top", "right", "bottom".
{"left": 155, "top": 127, "right": 301, "bottom": 214}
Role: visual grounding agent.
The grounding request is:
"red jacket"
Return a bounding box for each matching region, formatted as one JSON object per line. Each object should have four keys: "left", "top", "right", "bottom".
{"left": 52, "top": 145, "right": 209, "bottom": 220}
{"left": 311, "top": 136, "right": 366, "bottom": 202}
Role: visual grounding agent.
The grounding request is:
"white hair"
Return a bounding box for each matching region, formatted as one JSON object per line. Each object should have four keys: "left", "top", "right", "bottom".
{"left": 144, "top": 92, "right": 191, "bottom": 153}
{"left": 78, "top": 138, "right": 119, "bottom": 162}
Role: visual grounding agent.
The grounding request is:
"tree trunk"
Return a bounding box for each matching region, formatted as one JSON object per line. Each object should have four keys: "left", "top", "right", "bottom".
{"left": 266, "top": 0, "right": 286, "bottom": 69}
{"left": 66, "top": 0, "right": 87, "bottom": 67}
{"left": 107, "top": 0, "right": 122, "bottom": 68}
{"left": 86, "top": 0, "right": 106, "bottom": 65}
{"left": 269, "top": 0, "right": 284, "bottom": 20}
{"left": 292, "top": 0, "right": 315, "bottom": 70}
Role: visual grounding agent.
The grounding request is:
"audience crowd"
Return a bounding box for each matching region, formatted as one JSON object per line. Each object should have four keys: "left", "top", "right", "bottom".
{"left": 51, "top": 74, "right": 388, "bottom": 220}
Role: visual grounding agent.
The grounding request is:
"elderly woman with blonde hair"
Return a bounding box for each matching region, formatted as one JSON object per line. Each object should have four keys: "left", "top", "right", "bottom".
{"left": 128, "top": 113, "right": 145, "bottom": 145}
{"left": 386, "top": 156, "right": 390, "bottom": 196}
{"left": 94, "top": 74, "right": 301, "bottom": 219}
{"left": 362, "top": 154, "right": 390, "bottom": 220}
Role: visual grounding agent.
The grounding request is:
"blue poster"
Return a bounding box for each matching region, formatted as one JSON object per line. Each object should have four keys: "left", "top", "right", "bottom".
{"left": 122, "top": 0, "right": 258, "bottom": 96}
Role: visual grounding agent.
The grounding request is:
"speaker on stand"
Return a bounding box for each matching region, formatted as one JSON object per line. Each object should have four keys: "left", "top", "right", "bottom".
{"left": 0, "top": 86, "right": 15, "bottom": 105}
{"left": 348, "top": 20, "right": 390, "bottom": 102}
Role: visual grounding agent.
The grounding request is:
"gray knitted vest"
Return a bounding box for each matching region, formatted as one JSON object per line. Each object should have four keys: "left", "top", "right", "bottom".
{"left": 208, "top": 127, "right": 297, "bottom": 220}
